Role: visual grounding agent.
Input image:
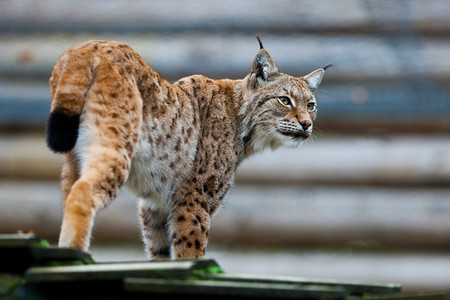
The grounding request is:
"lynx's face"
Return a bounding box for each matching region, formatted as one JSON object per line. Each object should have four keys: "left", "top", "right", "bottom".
{"left": 240, "top": 46, "right": 327, "bottom": 152}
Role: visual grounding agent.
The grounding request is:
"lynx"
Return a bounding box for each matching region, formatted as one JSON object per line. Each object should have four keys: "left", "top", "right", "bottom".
{"left": 46, "top": 36, "right": 329, "bottom": 259}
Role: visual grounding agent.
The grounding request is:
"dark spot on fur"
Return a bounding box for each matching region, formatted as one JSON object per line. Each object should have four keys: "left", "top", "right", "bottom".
{"left": 108, "top": 126, "right": 119, "bottom": 135}
{"left": 170, "top": 117, "right": 178, "bottom": 131}
{"left": 193, "top": 86, "right": 200, "bottom": 98}
{"left": 187, "top": 127, "right": 193, "bottom": 138}
{"left": 195, "top": 240, "right": 201, "bottom": 249}
{"left": 177, "top": 216, "right": 185, "bottom": 222}
{"left": 174, "top": 138, "right": 181, "bottom": 151}
{"left": 203, "top": 175, "right": 216, "bottom": 194}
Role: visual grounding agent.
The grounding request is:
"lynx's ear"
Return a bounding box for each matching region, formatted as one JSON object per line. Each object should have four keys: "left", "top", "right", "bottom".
{"left": 302, "top": 64, "right": 332, "bottom": 92}
{"left": 250, "top": 49, "right": 279, "bottom": 86}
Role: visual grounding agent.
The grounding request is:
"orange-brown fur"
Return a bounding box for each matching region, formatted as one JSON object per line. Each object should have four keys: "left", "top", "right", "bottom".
{"left": 47, "top": 38, "right": 328, "bottom": 259}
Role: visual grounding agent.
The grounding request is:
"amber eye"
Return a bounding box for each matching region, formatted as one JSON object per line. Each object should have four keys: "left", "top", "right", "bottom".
{"left": 278, "top": 97, "right": 291, "bottom": 106}
{"left": 307, "top": 102, "right": 317, "bottom": 112}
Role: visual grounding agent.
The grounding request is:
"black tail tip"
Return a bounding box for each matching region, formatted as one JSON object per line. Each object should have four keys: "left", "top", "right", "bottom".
{"left": 46, "top": 110, "right": 80, "bottom": 153}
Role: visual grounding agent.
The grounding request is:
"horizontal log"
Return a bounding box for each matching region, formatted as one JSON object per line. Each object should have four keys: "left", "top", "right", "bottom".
{"left": 0, "top": 0, "right": 449, "bottom": 34}
{"left": 1, "top": 33, "right": 450, "bottom": 81}
{"left": 1, "top": 79, "right": 449, "bottom": 133}
{"left": 1, "top": 181, "right": 449, "bottom": 250}
{"left": 1, "top": 133, "right": 449, "bottom": 186}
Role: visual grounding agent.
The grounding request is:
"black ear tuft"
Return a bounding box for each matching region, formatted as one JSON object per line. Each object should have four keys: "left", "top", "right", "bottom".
{"left": 46, "top": 109, "right": 80, "bottom": 153}
{"left": 255, "top": 34, "right": 264, "bottom": 50}
{"left": 323, "top": 63, "right": 333, "bottom": 71}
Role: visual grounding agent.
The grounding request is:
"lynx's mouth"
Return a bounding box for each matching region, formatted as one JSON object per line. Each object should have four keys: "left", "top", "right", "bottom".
{"left": 278, "top": 130, "right": 310, "bottom": 140}
{"left": 276, "top": 120, "right": 312, "bottom": 141}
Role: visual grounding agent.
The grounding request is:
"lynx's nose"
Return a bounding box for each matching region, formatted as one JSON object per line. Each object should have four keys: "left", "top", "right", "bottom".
{"left": 300, "top": 120, "right": 312, "bottom": 131}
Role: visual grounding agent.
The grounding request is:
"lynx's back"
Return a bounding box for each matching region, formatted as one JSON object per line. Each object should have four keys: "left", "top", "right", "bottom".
{"left": 47, "top": 38, "right": 329, "bottom": 259}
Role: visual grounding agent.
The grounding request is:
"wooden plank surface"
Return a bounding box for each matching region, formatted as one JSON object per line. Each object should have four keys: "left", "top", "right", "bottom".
{"left": 0, "top": 233, "right": 93, "bottom": 274}
{"left": 26, "top": 259, "right": 220, "bottom": 282}
{"left": 202, "top": 273, "right": 402, "bottom": 295}
{"left": 124, "top": 277, "right": 346, "bottom": 299}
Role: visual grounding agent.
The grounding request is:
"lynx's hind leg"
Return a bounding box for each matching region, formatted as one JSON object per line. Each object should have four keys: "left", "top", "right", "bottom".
{"left": 138, "top": 199, "right": 171, "bottom": 259}
{"left": 59, "top": 149, "right": 132, "bottom": 250}
{"left": 60, "top": 151, "right": 80, "bottom": 207}
{"left": 58, "top": 73, "right": 142, "bottom": 251}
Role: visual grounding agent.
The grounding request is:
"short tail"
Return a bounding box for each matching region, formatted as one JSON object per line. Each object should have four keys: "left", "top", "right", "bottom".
{"left": 46, "top": 52, "right": 92, "bottom": 153}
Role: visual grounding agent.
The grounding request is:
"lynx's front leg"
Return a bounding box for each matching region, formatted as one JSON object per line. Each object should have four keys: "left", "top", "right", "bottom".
{"left": 169, "top": 191, "right": 211, "bottom": 259}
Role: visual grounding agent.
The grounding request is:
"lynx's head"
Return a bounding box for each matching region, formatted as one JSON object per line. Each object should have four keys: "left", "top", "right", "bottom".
{"left": 239, "top": 38, "right": 330, "bottom": 154}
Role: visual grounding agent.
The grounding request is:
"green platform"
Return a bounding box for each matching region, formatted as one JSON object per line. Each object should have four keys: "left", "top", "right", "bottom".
{"left": 0, "top": 234, "right": 447, "bottom": 300}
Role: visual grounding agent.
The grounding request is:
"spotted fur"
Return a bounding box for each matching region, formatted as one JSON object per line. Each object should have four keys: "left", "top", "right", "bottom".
{"left": 47, "top": 38, "right": 328, "bottom": 259}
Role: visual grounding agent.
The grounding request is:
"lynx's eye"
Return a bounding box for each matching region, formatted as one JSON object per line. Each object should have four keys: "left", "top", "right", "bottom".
{"left": 278, "top": 97, "right": 292, "bottom": 107}
{"left": 307, "top": 102, "right": 317, "bottom": 112}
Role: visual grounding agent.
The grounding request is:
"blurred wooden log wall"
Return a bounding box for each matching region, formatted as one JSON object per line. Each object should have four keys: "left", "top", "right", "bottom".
{"left": 1, "top": 0, "right": 450, "bottom": 249}
{"left": 0, "top": 0, "right": 449, "bottom": 133}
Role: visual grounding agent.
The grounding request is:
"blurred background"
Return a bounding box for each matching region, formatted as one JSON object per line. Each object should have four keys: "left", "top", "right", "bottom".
{"left": 0, "top": 0, "right": 449, "bottom": 293}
